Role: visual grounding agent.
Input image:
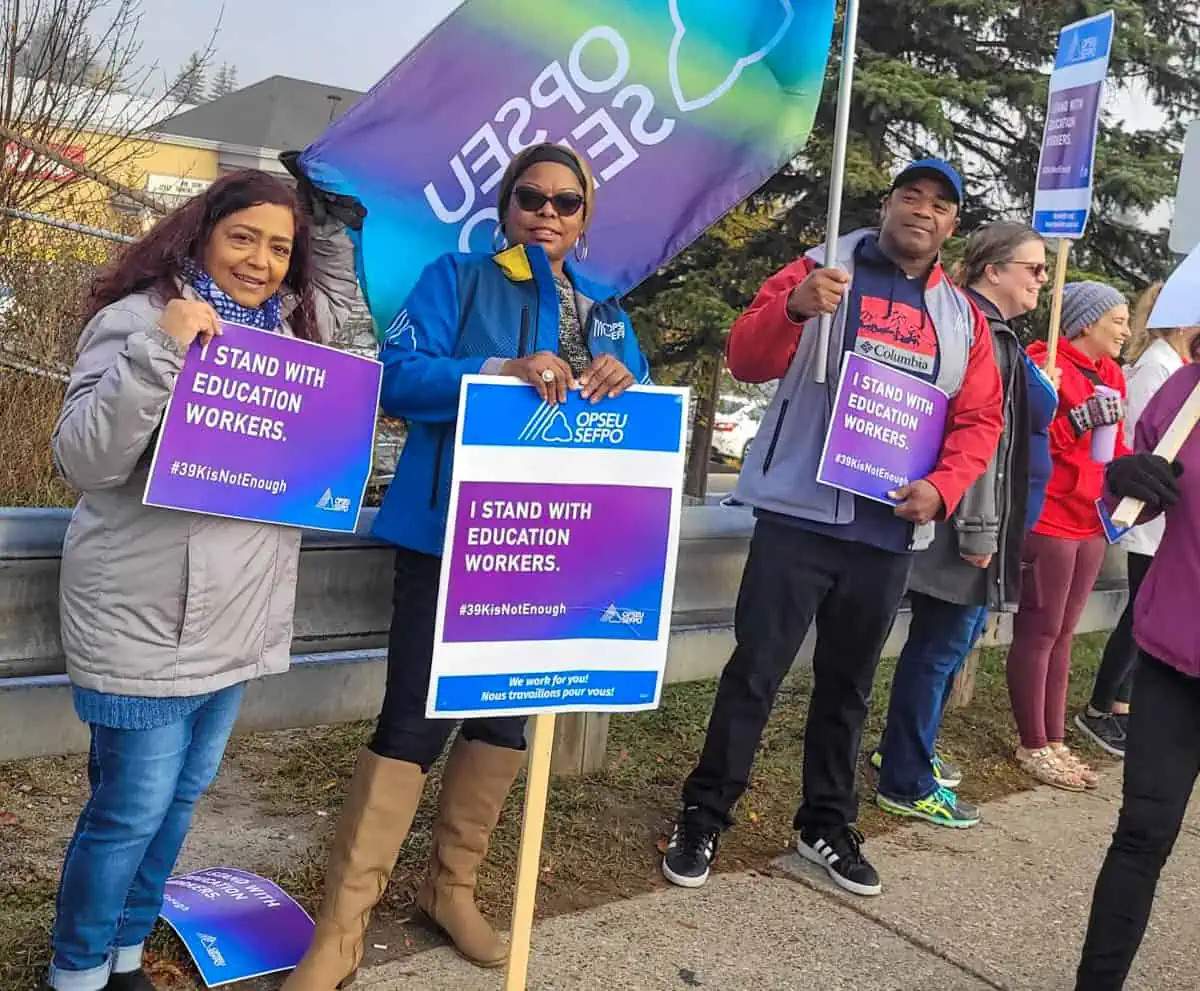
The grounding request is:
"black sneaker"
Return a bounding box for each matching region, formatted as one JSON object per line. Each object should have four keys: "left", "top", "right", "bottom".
{"left": 797, "top": 825, "right": 881, "bottom": 896}
{"left": 1074, "top": 711, "right": 1126, "bottom": 758}
{"left": 106, "top": 970, "right": 158, "bottom": 990}
{"left": 662, "top": 811, "right": 719, "bottom": 888}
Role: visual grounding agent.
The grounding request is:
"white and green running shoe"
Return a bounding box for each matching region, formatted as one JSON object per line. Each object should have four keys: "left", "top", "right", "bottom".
{"left": 870, "top": 750, "right": 964, "bottom": 790}
{"left": 931, "top": 753, "right": 963, "bottom": 789}
{"left": 875, "top": 786, "right": 981, "bottom": 828}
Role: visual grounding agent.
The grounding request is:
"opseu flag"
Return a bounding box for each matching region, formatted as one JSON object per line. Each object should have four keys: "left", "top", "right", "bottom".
{"left": 300, "top": 0, "right": 835, "bottom": 338}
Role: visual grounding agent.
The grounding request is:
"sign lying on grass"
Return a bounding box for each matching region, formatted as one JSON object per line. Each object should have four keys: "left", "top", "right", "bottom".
{"left": 159, "top": 868, "right": 313, "bottom": 987}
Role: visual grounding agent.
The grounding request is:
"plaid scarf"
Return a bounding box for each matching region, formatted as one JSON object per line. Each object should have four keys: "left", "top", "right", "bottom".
{"left": 181, "top": 259, "right": 283, "bottom": 332}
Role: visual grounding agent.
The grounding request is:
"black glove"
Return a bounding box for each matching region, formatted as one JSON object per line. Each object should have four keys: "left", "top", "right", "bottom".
{"left": 279, "top": 150, "right": 367, "bottom": 231}
{"left": 1067, "top": 392, "right": 1124, "bottom": 437}
{"left": 1105, "top": 453, "right": 1183, "bottom": 509}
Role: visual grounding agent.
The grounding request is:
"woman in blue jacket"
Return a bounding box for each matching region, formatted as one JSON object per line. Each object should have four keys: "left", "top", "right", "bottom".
{"left": 286, "top": 143, "right": 651, "bottom": 989}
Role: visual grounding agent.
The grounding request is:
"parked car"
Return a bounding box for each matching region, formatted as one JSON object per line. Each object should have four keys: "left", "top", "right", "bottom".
{"left": 710, "top": 394, "right": 764, "bottom": 465}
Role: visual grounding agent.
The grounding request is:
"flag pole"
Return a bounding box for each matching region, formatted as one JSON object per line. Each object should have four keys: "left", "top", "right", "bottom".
{"left": 813, "top": 0, "right": 861, "bottom": 385}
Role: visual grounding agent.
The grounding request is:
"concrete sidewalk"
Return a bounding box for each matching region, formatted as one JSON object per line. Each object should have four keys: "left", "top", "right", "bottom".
{"left": 352, "top": 772, "right": 1200, "bottom": 991}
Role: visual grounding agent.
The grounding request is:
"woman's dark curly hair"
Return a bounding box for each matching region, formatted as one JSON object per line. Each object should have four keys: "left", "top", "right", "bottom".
{"left": 85, "top": 169, "right": 320, "bottom": 341}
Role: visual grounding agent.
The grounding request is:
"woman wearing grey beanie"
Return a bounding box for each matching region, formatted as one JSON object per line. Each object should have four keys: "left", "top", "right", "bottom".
{"left": 1006, "top": 281, "right": 1131, "bottom": 791}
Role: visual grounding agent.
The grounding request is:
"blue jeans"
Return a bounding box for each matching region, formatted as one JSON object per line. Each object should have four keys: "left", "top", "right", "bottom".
{"left": 50, "top": 685, "right": 244, "bottom": 991}
{"left": 877, "top": 594, "right": 987, "bottom": 802}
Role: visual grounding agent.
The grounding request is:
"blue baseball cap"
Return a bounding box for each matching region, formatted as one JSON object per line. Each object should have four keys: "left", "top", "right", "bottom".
{"left": 891, "top": 158, "right": 963, "bottom": 205}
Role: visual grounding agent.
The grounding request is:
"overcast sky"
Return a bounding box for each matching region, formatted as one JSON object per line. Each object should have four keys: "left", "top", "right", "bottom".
{"left": 123, "top": 0, "right": 1162, "bottom": 122}
{"left": 127, "top": 0, "right": 464, "bottom": 92}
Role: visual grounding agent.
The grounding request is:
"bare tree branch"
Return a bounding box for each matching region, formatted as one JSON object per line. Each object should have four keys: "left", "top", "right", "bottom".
{"left": 0, "top": 0, "right": 222, "bottom": 229}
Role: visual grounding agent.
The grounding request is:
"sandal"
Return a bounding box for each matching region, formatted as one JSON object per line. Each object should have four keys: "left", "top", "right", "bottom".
{"left": 1014, "top": 747, "right": 1087, "bottom": 792}
{"left": 1051, "top": 745, "right": 1099, "bottom": 789}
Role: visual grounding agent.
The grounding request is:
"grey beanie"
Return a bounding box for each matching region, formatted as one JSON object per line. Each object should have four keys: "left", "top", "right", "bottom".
{"left": 1061, "top": 281, "right": 1126, "bottom": 339}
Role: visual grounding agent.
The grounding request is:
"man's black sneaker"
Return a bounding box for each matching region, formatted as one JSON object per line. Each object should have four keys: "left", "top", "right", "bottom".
{"left": 662, "top": 811, "right": 719, "bottom": 889}
{"left": 1074, "top": 711, "right": 1126, "bottom": 758}
{"left": 796, "top": 825, "right": 882, "bottom": 896}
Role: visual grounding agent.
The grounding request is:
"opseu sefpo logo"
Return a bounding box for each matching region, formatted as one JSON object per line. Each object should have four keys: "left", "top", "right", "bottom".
{"left": 519, "top": 403, "right": 628, "bottom": 446}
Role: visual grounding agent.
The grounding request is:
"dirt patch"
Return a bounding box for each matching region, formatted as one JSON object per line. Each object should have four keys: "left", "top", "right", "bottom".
{"left": 0, "top": 634, "right": 1115, "bottom": 989}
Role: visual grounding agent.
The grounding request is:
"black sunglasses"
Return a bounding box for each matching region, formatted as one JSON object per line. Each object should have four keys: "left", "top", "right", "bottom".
{"left": 513, "top": 185, "right": 585, "bottom": 217}
{"left": 1004, "top": 261, "right": 1048, "bottom": 279}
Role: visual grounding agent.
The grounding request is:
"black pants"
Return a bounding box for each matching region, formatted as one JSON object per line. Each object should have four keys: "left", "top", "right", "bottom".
{"left": 368, "top": 548, "right": 526, "bottom": 771}
{"left": 1089, "top": 552, "right": 1153, "bottom": 712}
{"left": 1076, "top": 653, "right": 1200, "bottom": 989}
{"left": 681, "top": 520, "right": 912, "bottom": 833}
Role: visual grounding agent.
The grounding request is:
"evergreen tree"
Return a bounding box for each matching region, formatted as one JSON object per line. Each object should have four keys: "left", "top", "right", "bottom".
{"left": 168, "top": 53, "right": 207, "bottom": 105}
{"left": 208, "top": 62, "right": 238, "bottom": 101}
{"left": 629, "top": 0, "right": 1200, "bottom": 371}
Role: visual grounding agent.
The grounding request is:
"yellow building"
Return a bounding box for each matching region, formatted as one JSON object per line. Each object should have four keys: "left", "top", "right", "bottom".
{"left": 3, "top": 74, "right": 362, "bottom": 258}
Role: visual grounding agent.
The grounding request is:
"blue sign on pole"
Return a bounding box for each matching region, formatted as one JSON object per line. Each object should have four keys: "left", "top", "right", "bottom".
{"left": 1032, "top": 11, "right": 1116, "bottom": 239}
{"left": 429, "top": 379, "right": 689, "bottom": 719}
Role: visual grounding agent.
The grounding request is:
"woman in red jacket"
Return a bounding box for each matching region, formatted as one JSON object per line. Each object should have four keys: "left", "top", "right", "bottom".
{"left": 1007, "top": 282, "right": 1130, "bottom": 791}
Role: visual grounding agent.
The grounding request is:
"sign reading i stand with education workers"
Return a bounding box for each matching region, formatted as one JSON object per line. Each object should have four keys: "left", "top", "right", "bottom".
{"left": 1032, "top": 10, "right": 1116, "bottom": 238}
{"left": 427, "top": 378, "right": 688, "bottom": 720}
{"left": 817, "top": 353, "right": 949, "bottom": 504}
{"left": 143, "top": 323, "right": 382, "bottom": 533}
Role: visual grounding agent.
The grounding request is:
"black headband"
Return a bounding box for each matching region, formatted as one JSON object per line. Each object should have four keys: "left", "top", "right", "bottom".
{"left": 513, "top": 145, "right": 587, "bottom": 192}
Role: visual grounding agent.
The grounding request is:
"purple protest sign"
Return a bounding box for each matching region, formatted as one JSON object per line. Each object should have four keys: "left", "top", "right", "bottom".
{"left": 441, "top": 480, "right": 672, "bottom": 644}
{"left": 1036, "top": 80, "right": 1103, "bottom": 192}
{"left": 817, "top": 353, "right": 949, "bottom": 504}
{"left": 143, "top": 322, "right": 382, "bottom": 533}
{"left": 159, "top": 868, "right": 313, "bottom": 987}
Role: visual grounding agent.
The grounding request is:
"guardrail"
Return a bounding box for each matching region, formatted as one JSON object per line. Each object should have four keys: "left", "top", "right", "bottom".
{"left": 0, "top": 505, "right": 1128, "bottom": 764}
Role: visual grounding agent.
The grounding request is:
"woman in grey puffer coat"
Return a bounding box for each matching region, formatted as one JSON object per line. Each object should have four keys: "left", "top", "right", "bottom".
{"left": 46, "top": 168, "right": 360, "bottom": 991}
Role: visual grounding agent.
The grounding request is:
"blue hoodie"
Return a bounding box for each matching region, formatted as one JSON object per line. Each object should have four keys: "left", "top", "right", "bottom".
{"left": 372, "top": 244, "right": 652, "bottom": 556}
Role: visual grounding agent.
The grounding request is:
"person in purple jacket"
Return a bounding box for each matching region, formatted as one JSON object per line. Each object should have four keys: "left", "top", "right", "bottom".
{"left": 1075, "top": 356, "right": 1200, "bottom": 989}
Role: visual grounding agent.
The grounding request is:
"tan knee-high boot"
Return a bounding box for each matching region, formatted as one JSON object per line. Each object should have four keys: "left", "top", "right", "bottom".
{"left": 283, "top": 750, "right": 426, "bottom": 990}
{"left": 415, "top": 736, "right": 526, "bottom": 968}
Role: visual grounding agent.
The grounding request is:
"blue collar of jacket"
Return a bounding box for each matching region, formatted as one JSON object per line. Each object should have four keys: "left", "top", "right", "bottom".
{"left": 491, "top": 242, "right": 620, "bottom": 303}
